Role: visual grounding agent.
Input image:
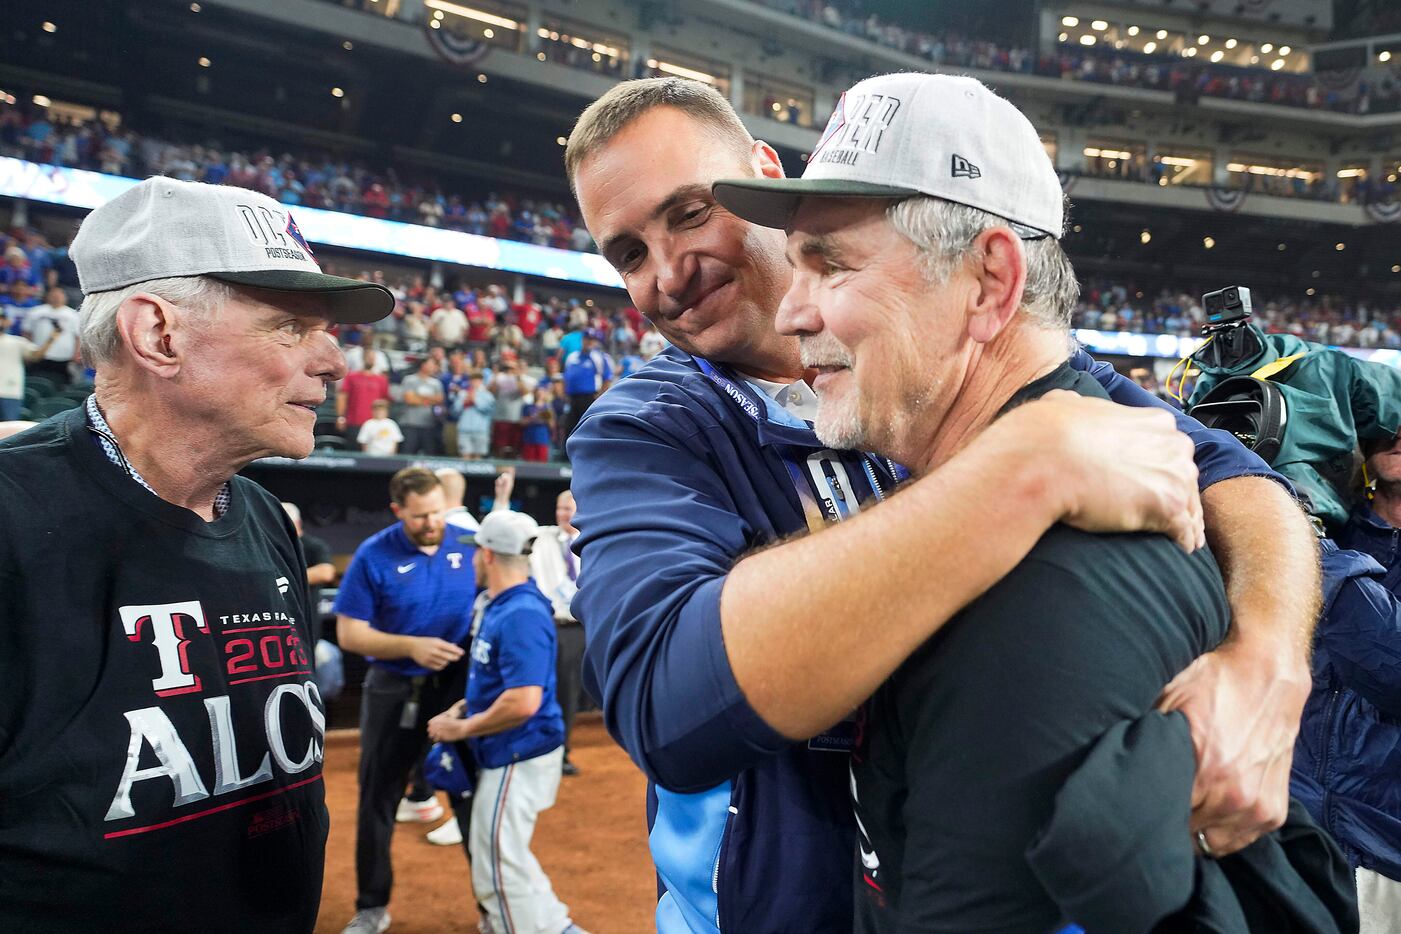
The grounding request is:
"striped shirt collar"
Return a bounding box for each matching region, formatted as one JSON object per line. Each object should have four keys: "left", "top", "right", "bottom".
{"left": 85, "top": 394, "right": 231, "bottom": 518}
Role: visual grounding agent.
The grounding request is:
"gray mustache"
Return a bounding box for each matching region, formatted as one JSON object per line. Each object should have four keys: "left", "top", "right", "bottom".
{"left": 799, "top": 336, "right": 853, "bottom": 369}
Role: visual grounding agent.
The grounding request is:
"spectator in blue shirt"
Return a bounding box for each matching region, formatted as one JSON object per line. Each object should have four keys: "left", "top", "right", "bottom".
{"left": 559, "top": 331, "right": 613, "bottom": 444}
{"left": 428, "top": 510, "right": 584, "bottom": 934}
{"left": 334, "top": 467, "right": 478, "bottom": 934}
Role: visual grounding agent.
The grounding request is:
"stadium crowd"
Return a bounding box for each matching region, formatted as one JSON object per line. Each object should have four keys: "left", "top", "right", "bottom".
{"left": 758, "top": 0, "right": 1401, "bottom": 115}
{"left": 0, "top": 99, "right": 598, "bottom": 252}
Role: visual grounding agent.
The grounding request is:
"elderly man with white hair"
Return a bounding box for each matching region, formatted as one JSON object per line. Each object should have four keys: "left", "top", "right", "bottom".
{"left": 0, "top": 177, "right": 392, "bottom": 933}
{"left": 714, "top": 72, "right": 1352, "bottom": 932}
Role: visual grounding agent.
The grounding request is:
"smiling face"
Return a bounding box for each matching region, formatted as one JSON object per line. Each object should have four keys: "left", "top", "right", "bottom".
{"left": 572, "top": 106, "right": 797, "bottom": 378}
{"left": 180, "top": 286, "right": 347, "bottom": 461}
{"left": 776, "top": 198, "right": 976, "bottom": 461}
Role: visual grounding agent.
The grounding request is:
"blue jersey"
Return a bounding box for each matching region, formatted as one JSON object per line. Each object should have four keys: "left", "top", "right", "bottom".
{"left": 563, "top": 349, "right": 614, "bottom": 396}
{"left": 566, "top": 345, "right": 1285, "bottom": 934}
{"left": 333, "top": 523, "right": 478, "bottom": 676}
{"left": 466, "top": 581, "right": 564, "bottom": 769}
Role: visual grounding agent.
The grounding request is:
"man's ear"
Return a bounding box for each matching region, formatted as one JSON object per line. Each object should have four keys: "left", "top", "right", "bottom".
{"left": 751, "top": 139, "right": 786, "bottom": 181}
{"left": 966, "top": 227, "right": 1028, "bottom": 345}
{"left": 114, "top": 293, "right": 184, "bottom": 379}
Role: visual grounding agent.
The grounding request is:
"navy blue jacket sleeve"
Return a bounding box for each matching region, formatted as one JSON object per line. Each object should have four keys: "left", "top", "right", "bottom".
{"left": 1320, "top": 544, "right": 1401, "bottom": 718}
{"left": 1070, "top": 348, "right": 1285, "bottom": 491}
{"left": 567, "top": 407, "right": 791, "bottom": 793}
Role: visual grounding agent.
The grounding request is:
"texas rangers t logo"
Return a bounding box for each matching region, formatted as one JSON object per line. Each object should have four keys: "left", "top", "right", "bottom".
{"left": 119, "top": 600, "right": 209, "bottom": 696}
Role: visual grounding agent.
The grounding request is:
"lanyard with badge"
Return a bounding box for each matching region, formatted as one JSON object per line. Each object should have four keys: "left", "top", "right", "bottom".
{"left": 694, "top": 356, "right": 907, "bottom": 753}
{"left": 693, "top": 356, "right": 905, "bottom": 531}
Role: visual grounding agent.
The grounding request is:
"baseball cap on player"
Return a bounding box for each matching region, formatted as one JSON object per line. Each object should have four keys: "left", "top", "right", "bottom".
{"left": 471, "top": 510, "right": 540, "bottom": 556}
{"left": 713, "top": 72, "right": 1063, "bottom": 240}
{"left": 69, "top": 176, "right": 394, "bottom": 323}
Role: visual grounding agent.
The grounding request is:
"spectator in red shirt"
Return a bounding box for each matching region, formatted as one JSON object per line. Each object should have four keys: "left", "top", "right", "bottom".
{"left": 466, "top": 301, "right": 494, "bottom": 346}
{"left": 336, "top": 346, "right": 391, "bottom": 443}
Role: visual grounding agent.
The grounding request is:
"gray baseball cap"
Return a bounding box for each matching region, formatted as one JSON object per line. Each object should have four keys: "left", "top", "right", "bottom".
{"left": 70, "top": 177, "right": 394, "bottom": 323}
{"left": 470, "top": 510, "right": 541, "bottom": 556}
{"left": 713, "top": 73, "right": 1063, "bottom": 240}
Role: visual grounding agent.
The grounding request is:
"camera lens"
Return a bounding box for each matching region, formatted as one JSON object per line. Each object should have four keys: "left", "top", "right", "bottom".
{"left": 1225, "top": 288, "right": 1239, "bottom": 303}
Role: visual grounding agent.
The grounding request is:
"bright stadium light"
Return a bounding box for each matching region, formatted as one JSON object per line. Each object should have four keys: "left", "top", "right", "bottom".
{"left": 423, "top": 0, "right": 519, "bottom": 31}
{"left": 1203, "top": 237, "right": 1215, "bottom": 249}
{"left": 1261, "top": 43, "right": 1273, "bottom": 52}
{"left": 1280, "top": 46, "right": 1291, "bottom": 55}
{"left": 451, "top": 112, "right": 462, "bottom": 122}
{"left": 1127, "top": 25, "right": 1139, "bottom": 36}
{"left": 32, "top": 95, "right": 51, "bottom": 107}
{"left": 1062, "top": 16, "right": 1079, "bottom": 26}
{"left": 1080, "top": 35, "right": 1096, "bottom": 46}
{"left": 1091, "top": 20, "right": 1108, "bottom": 30}
{"left": 1336, "top": 242, "right": 1346, "bottom": 251}
{"left": 1271, "top": 58, "right": 1285, "bottom": 70}
{"left": 1307, "top": 288, "right": 1316, "bottom": 296}
{"left": 42, "top": 21, "right": 57, "bottom": 33}
{"left": 1211, "top": 50, "right": 1224, "bottom": 62}
{"left": 1140, "top": 230, "right": 1152, "bottom": 244}
{"left": 1059, "top": 32, "right": 1069, "bottom": 41}
{"left": 1392, "top": 265, "right": 1400, "bottom": 273}
{"left": 1143, "top": 41, "right": 1157, "bottom": 53}
{"left": 1156, "top": 29, "right": 1168, "bottom": 39}
{"left": 331, "top": 87, "right": 344, "bottom": 97}
{"left": 483, "top": 27, "right": 494, "bottom": 37}
{"left": 646, "top": 58, "right": 716, "bottom": 84}
{"left": 1198, "top": 34, "right": 1210, "bottom": 45}
{"left": 556, "top": 136, "right": 567, "bottom": 145}
{"left": 1225, "top": 38, "right": 1237, "bottom": 49}
{"left": 198, "top": 56, "right": 211, "bottom": 67}
{"left": 1382, "top": 51, "right": 1393, "bottom": 63}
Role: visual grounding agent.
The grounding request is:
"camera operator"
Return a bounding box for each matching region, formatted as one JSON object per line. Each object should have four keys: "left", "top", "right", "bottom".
{"left": 1187, "top": 288, "right": 1401, "bottom": 929}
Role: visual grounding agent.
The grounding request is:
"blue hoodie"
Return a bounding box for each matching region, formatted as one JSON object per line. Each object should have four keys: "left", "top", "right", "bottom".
{"left": 467, "top": 581, "right": 565, "bottom": 770}
{"left": 567, "top": 345, "right": 1281, "bottom": 933}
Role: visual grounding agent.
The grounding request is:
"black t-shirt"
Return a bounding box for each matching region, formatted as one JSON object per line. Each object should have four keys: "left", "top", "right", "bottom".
{"left": 301, "top": 533, "right": 333, "bottom": 646}
{"left": 0, "top": 409, "right": 329, "bottom": 933}
{"left": 852, "top": 363, "right": 1230, "bottom": 934}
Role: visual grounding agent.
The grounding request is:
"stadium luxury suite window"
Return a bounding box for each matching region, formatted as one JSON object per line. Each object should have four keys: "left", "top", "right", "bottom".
{"left": 424, "top": 0, "right": 526, "bottom": 53}
{"left": 1153, "top": 148, "right": 1213, "bottom": 188}
{"left": 645, "top": 47, "right": 731, "bottom": 97}
{"left": 743, "top": 74, "right": 816, "bottom": 128}
{"left": 1226, "top": 155, "right": 1324, "bottom": 197}
{"left": 535, "top": 18, "right": 630, "bottom": 76}
{"left": 1084, "top": 139, "right": 1147, "bottom": 182}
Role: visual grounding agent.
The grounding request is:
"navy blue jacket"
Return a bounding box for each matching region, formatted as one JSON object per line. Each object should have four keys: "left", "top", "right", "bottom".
{"left": 1292, "top": 505, "right": 1401, "bottom": 881}
{"left": 568, "top": 346, "right": 1280, "bottom": 933}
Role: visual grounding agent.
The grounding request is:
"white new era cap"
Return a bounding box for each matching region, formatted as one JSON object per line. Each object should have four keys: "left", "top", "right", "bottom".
{"left": 70, "top": 177, "right": 394, "bottom": 323}
{"left": 471, "top": 510, "right": 541, "bottom": 556}
{"left": 714, "top": 73, "right": 1063, "bottom": 239}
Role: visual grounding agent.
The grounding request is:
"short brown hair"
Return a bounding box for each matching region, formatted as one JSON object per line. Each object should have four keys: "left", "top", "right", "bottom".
{"left": 565, "top": 77, "right": 752, "bottom": 191}
{"left": 389, "top": 466, "right": 440, "bottom": 505}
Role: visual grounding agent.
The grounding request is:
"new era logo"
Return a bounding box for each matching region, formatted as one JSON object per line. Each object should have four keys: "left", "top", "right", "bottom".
{"left": 951, "top": 154, "right": 982, "bottom": 179}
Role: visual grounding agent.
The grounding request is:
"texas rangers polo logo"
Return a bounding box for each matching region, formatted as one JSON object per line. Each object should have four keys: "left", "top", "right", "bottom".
{"left": 235, "top": 202, "right": 313, "bottom": 264}
{"left": 811, "top": 90, "right": 902, "bottom": 167}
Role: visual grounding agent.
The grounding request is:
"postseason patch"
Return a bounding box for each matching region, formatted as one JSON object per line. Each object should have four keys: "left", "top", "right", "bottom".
{"left": 809, "top": 718, "right": 856, "bottom": 752}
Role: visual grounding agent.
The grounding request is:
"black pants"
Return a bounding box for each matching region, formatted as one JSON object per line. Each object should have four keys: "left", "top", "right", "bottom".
{"left": 555, "top": 621, "right": 586, "bottom": 755}
{"left": 561, "top": 393, "right": 598, "bottom": 450}
{"left": 400, "top": 424, "right": 439, "bottom": 456}
{"left": 355, "top": 664, "right": 467, "bottom": 910}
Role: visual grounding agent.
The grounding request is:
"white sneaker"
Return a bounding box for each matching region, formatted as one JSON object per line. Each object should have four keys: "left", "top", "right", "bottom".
{"left": 342, "top": 907, "right": 391, "bottom": 934}
{"left": 425, "top": 815, "right": 462, "bottom": 846}
{"left": 395, "top": 796, "right": 443, "bottom": 823}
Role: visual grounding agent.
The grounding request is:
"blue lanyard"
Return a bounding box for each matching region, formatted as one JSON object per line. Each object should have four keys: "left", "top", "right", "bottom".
{"left": 692, "top": 355, "right": 904, "bottom": 531}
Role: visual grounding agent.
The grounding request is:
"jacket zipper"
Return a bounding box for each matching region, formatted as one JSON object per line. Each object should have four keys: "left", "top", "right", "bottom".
{"left": 1314, "top": 689, "right": 1341, "bottom": 833}
{"left": 712, "top": 803, "right": 738, "bottom": 929}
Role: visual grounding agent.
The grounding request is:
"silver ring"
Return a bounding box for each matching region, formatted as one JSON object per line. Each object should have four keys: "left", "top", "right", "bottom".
{"left": 1195, "top": 830, "right": 1216, "bottom": 859}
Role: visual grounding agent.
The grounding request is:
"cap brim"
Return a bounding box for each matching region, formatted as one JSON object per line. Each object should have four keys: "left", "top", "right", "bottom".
{"left": 210, "top": 270, "right": 395, "bottom": 324}
{"left": 713, "top": 178, "right": 918, "bottom": 230}
{"left": 714, "top": 177, "right": 1055, "bottom": 240}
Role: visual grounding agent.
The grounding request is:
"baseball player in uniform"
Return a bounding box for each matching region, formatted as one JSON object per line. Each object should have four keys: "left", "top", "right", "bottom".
{"left": 428, "top": 510, "right": 587, "bottom": 934}
{"left": 335, "top": 467, "right": 478, "bottom": 934}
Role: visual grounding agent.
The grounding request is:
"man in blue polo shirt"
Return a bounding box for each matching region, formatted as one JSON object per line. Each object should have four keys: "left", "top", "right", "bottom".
{"left": 335, "top": 467, "right": 479, "bottom": 934}
{"left": 560, "top": 330, "right": 613, "bottom": 443}
{"left": 428, "top": 510, "right": 585, "bottom": 934}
